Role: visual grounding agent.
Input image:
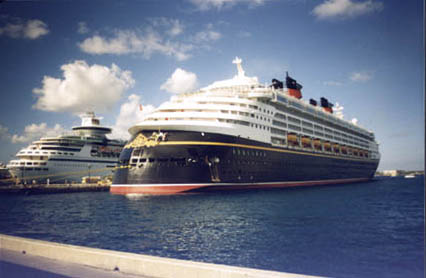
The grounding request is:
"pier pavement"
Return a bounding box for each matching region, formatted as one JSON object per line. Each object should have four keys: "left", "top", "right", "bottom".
{"left": 0, "top": 234, "right": 322, "bottom": 278}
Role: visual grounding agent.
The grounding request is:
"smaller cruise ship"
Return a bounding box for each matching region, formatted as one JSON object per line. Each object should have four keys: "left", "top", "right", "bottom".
{"left": 7, "top": 112, "right": 125, "bottom": 184}
{"left": 0, "top": 163, "right": 12, "bottom": 185}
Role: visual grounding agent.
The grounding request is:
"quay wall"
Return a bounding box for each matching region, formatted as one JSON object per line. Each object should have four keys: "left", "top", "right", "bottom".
{"left": 0, "top": 183, "right": 109, "bottom": 194}
{"left": 0, "top": 234, "right": 320, "bottom": 278}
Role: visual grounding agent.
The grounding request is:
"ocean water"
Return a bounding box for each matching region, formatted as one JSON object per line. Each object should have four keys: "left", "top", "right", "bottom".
{"left": 0, "top": 176, "right": 424, "bottom": 278}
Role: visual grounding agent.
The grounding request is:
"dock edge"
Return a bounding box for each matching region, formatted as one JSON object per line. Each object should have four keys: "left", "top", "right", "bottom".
{"left": 0, "top": 234, "right": 322, "bottom": 278}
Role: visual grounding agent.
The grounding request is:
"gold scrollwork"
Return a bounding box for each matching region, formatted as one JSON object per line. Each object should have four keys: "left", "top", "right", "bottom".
{"left": 124, "top": 132, "right": 167, "bottom": 149}
{"left": 124, "top": 133, "right": 156, "bottom": 149}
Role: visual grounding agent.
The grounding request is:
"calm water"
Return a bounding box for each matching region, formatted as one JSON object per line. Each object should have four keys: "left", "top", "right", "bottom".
{"left": 0, "top": 176, "right": 424, "bottom": 278}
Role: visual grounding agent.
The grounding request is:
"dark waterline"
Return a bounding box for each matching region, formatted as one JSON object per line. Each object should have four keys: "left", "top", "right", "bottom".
{"left": 0, "top": 177, "right": 424, "bottom": 277}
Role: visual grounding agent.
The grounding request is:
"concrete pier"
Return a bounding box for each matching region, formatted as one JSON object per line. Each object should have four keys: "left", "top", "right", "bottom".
{"left": 0, "top": 183, "right": 109, "bottom": 195}
{"left": 0, "top": 234, "right": 322, "bottom": 278}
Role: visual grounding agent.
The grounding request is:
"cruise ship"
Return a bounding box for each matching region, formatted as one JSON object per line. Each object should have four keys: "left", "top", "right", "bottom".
{"left": 111, "top": 57, "right": 380, "bottom": 195}
{"left": 7, "top": 112, "right": 124, "bottom": 183}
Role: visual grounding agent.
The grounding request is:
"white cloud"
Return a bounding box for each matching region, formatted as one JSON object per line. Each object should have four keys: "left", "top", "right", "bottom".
{"left": 78, "top": 18, "right": 224, "bottom": 61}
{"left": 79, "top": 29, "right": 192, "bottom": 61}
{"left": 160, "top": 68, "right": 198, "bottom": 94}
{"left": 0, "top": 19, "right": 49, "bottom": 39}
{"left": 0, "top": 124, "right": 11, "bottom": 141}
{"left": 148, "top": 17, "right": 185, "bottom": 37}
{"left": 188, "top": 0, "right": 266, "bottom": 11}
{"left": 110, "top": 94, "right": 156, "bottom": 140}
{"left": 238, "top": 31, "right": 252, "bottom": 38}
{"left": 77, "top": 21, "right": 89, "bottom": 34}
{"left": 334, "top": 102, "right": 344, "bottom": 119}
{"left": 11, "top": 123, "right": 66, "bottom": 144}
{"left": 33, "top": 60, "right": 135, "bottom": 114}
{"left": 350, "top": 71, "right": 372, "bottom": 82}
{"left": 194, "top": 29, "right": 222, "bottom": 42}
{"left": 190, "top": 23, "right": 222, "bottom": 48}
{"left": 168, "top": 20, "right": 184, "bottom": 36}
{"left": 323, "top": 80, "right": 343, "bottom": 86}
{"left": 312, "top": 0, "right": 383, "bottom": 20}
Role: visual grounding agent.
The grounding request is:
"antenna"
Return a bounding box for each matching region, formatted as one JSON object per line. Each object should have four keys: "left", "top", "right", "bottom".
{"left": 232, "top": 57, "right": 245, "bottom": 77}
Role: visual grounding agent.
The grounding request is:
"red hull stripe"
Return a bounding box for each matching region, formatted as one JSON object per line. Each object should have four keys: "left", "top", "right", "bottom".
{"left": 110, "top": 177, "right": 370, "bottom": 195}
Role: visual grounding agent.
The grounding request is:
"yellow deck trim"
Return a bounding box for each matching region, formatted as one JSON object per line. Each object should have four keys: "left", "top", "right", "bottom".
{"left": 158, "top": 141, "right": 375, "bottom": 162}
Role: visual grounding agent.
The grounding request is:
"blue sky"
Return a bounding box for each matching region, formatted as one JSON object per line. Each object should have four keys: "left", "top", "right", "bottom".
{"left": 0, "top": 0, "right": 423, "bottom": 171}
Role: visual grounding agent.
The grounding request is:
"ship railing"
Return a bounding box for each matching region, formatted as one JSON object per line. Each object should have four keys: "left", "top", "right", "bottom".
{"left": 273, "top": 88, "right": 372, "bottom": 138}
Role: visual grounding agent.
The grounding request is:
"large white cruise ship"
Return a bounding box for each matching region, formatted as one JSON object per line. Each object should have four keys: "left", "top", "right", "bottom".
{"left": 111, "top": 57, "right": 380, "bottom": 195}
{"left": 7, "top": 112, "right": 124, "bottom": 184}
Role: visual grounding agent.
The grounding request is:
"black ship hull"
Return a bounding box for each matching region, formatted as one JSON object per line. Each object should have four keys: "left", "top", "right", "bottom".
{"left": 111, "top": 130, "right": 379, "bottom": 194}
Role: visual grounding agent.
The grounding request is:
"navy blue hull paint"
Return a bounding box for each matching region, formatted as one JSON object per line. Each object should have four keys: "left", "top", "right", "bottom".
{"left": 113, "top": 131, "right": 379, "bottom": 188}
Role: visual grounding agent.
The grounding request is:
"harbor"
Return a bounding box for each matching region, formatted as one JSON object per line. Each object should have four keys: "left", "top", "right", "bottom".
{"left": 0, "top": 0, "right": 423, "bottom": 277}
{"left": 0, "top": 176, "right": 423, "bottom": 278}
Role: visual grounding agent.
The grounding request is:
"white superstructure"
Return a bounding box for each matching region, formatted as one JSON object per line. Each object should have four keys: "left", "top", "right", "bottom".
{"left": 130, "top": 57, "right": 380, "bottom": 161}
{"left": 7, "top": 112, "right": 124, "bottom": 183}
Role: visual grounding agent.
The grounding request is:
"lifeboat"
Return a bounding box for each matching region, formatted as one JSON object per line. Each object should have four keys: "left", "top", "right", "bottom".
{"left": 332, "top": 144, "right": 340, "bottom": 153}
{"left": 287, "top": 134, "right": 299, "bottom": 146}
{"left": 301, "top": 137, "right": 312, "bottom": 148}
{"left": 313, "top": 139, "right": 322, "bottom": 150}
{"left": 323, "top": 142, "right": 332, "bottom": 152}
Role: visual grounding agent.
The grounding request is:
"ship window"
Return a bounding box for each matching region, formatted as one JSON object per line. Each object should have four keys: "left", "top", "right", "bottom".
{"left": 140, "top": 158, "right": 146, "bottom": 162}
{"left": 288, "top": 116, "right": 300, "bottom": 124}
{"left": 148, "top": 158, "right": 155, "bottom": 162}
